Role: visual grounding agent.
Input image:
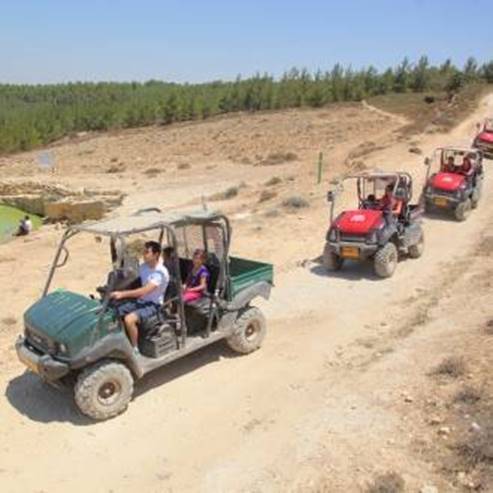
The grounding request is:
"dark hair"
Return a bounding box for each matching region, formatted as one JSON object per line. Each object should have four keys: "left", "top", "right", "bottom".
{"left": 193, "top": 248, "right": 207, "bottom": 260}
{"left": 162, "top": 246, "right": 175, "bottom": 257}
{"left": 24, "top": 215, "right": 29, "bottom": 220}
{"left": 144, "top": 241, "right": 161, "bottom": 256}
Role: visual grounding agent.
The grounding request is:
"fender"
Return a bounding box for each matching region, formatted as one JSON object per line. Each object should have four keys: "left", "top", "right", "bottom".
{"left": 226, "top": 281, "right": 272, "bottom": 311}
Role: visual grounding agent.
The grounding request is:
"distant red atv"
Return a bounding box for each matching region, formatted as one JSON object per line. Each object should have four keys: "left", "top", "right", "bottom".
{"left": 423, "top": 146, "right": 484, "bottom": 221}
{"left": 323, "top": 172, "right": 424, "bottom": 278}
{"left": 473, "top": 118, "right": 493, "bottom": 158}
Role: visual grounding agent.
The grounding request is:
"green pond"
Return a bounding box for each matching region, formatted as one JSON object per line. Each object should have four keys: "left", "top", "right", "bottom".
{"left": 0, "top": 205, "right": 42, "bottom": 241}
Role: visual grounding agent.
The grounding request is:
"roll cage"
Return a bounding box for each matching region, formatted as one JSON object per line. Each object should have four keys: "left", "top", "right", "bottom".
{"left": 42, "top": 208, "right": 232, "bottom": 346}
{"left": 424, "top": 146, "right": 482, "bottom": 181}
{"left": 326, "top": 172, "right": 413, "bottom": 222}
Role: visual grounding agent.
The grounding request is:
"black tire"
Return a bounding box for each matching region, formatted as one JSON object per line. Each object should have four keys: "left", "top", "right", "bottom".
{"left": 454, "top": 198, "right": 471, "bottom": 221}
{"left": 74, "top": 361, "right": 134, "bottom": 421}
{"left": 408, "top": 231, "right": 424, "bottom": 259}
{"left": 226, "top": 307, "right": 266, "bottom": 354}
{"left": 374, "top": 242, "right": 398, "bottom": 278}
{"left": 471, "top": 189, "right": 480, "bottom": 209}
{"left": 322, "top": 241, "right": 343, "bottom": 271}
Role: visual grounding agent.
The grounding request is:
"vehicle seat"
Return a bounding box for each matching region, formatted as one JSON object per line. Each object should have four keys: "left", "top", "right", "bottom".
{"left": 182, "top": 254, "right": 221, "bottom": 334}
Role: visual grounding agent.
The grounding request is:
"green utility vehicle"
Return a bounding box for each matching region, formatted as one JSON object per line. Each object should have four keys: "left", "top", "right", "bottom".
{"left": 16, "top": 209, "right": 273, "bottom": 420}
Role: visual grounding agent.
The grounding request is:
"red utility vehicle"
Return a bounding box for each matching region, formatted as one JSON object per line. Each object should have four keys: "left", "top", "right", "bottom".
{"left": 473, "top": 118, "right": 493, "bottom": 158}
{"left": 423, "top": 147, "right": 484, "bottom": 221}
{"left": 323, "top": 172, "right": 424, "bottom": 278}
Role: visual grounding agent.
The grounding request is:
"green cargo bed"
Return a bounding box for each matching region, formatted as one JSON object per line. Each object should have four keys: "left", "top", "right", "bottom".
{"left": 228, "top": 256, "right": 273, "bottom": 299}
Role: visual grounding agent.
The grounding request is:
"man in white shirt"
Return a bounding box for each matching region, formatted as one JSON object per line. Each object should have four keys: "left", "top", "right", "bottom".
{"left": 23, "top": 216, "right": 33, "bottom": 233}
{"left": 110, "top": 241, "right": 169, "bottom": 353}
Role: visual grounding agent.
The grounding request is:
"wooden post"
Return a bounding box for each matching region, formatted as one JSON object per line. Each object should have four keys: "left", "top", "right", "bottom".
{"left": 317, "top": 152, "right": 323, "bottom": 184}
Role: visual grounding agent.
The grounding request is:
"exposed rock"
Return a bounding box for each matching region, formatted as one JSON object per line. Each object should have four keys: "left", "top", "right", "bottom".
{"left": 45, "top": 200, "right": 105, "bottom": 223}
{"left": 0, "top": 180, "right": 124, "bottom": 223}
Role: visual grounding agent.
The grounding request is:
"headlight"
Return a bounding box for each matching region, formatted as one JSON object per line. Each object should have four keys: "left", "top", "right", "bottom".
{"left": 57, "top": 343, "right": 68, "bottom": 354}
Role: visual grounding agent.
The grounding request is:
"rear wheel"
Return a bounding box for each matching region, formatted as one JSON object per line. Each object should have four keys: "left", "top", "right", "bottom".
{"left": 471, "top": 189, "right": 481, "bottom": 209}
{"left": 74, "top": 361, "right": 134, "bottom": 420}
{"left": 408, "top": 231, "right": 424, "bottom": 259}
{"left": 454, "top": 198, "right": 471, "bottom": 221}
{"left": 322, "top": 242, "right": 344, "bottom": 271}
{"left": 374, "top": 242, "right": 398, "bottom": 278}
{"left": 226, "top": 307, "right": 266, "bottom": 354}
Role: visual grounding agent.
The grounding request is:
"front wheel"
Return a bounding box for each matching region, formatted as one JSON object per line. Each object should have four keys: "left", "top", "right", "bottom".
{"left": 226, "top": 307, "right": 266, "bottom": 354}
{"left": 74, "top": 361, "right": 134, "bottom": 420}
{"left": 408, "top": 231, "right": 424, "bottom": 259}
{"left": 374, "top": 242, "right": 398, "bottom": 278}
{"left": 471, "top": 189, "right": 481, "bottom": 209}
{"left": 454, "top": 198, "right": 472, "bottom": 221}
{"left": 322, "top": 242, "right": 344, "bottom": 271}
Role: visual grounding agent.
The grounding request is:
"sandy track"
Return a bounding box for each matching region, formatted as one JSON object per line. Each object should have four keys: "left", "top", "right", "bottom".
{"left": 0, "top": 95, "right": 492, "bottom": 493}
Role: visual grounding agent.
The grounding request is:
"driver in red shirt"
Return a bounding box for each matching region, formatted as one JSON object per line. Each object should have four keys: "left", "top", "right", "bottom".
{"left": 459, "top": 155, "right": 473, "bottom": 176}
{"left": 379, "top": 183, "right": 403, "bottom": 216}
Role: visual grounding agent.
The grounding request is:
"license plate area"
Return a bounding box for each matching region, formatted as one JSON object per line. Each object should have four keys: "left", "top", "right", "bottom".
{"left": 434, "top": 197, "right": 448, "bottom": 207}
{"left": 341, "top": 246, "right": 360, "bottom": 259}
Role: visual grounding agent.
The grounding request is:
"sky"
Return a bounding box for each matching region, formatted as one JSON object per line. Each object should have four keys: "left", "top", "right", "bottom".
{"left": 0, "top": 0, "right": 490, "bottom": 84}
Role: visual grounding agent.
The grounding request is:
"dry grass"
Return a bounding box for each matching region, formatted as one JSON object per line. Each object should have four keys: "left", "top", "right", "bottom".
{"left": 282, "top": 196, "right": 309, "bottom": 209}
{"left": 106, "top": 163, "right": 126, "bottom": 173}
{"left": 1, "top": 316, "right": 17, "bottom": 326}
{"left": 454, "top": 386, "right": 482, "bottom": 405}
{"left": 208, "top": 186, "right": 239, "bottom": 201}
{"left": 143, "top": 167, "right": 163, "bottom": 176}
{"left": 432, "top": 355, "right": 466, "bottom": 378}
{"left": 258, "top": 151, "right": 298, "bottom": 166}
{"left": 264, "top": 176, "right": 282, "bottom": 186}
{"left": 258, "top": 190, "right": 277, "bottom": 203}
{"left": 454, "top": 425, "right": 493, "bottom": 468}
{"left": 366, "top": 472, "right": 405, "bottom": 493}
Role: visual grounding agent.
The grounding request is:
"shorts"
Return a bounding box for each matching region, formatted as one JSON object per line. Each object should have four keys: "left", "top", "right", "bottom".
{"left": 115, "top": 300, "right": 160, "bottom": 321}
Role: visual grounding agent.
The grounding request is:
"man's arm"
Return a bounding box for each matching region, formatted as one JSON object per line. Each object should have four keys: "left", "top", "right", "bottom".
{"left": 110, "top": 282, "right": 157, "bottom": 300}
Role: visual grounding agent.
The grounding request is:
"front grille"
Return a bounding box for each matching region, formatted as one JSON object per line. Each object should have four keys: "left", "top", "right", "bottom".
{"left": 339, "top": 234, "right": 367, "bottom": 243}
{"left": 25, "top": 325, "right": 56, "bottom": 354}
{"left": 431, "top": 188, "right": 456, "bottom": 198}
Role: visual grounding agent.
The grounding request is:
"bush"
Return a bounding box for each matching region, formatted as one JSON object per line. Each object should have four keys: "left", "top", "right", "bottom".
{"left": 143, "top": 167, "right": 163, "bottom": 176}
{"left": 432, "top": 356, "right": 466, "bottom": 378}
{"left": 209, "top": 186, "right": 239, "bottom": 201}
{"left": 259, "top": 152, "right": 298, "bottom": 166}
{"left": 282, "top": 196, "right": 309, "bottom": 209}
{"left": 258, "top": 190, "right": 277, "bottom": 202}
{"left": 264, "top": 176, "right": 282, "bottom": 186}
{"left": 367, "top": 472, "right": 405, "bottom": 493}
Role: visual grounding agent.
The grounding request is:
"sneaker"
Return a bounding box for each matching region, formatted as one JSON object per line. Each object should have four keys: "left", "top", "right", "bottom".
{"left": 133, "top": 347, "right": 140, "bottom": 356}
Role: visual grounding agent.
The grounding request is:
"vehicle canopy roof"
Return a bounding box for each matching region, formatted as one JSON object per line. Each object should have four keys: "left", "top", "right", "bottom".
{"left": 344, "top": 171, "right": 412, "bottom": 182}
{"left": 73, "top": 208, "right": 226, "bottom": 236}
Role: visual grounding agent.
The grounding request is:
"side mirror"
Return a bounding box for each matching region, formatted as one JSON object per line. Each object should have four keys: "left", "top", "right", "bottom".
{"left": 424, "top": 157, "right": 430, "bottom": 166}
{"left": 327, "top": 191, "right": 335, "bottom": 202}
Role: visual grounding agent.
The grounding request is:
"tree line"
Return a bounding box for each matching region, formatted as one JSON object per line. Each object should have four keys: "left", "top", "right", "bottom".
{"left": 1, "top": 56, "right": 492, "bottom": 154}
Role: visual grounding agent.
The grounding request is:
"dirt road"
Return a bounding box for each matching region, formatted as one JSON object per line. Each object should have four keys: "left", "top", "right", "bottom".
{"left": 0, "top": 95, "right": 492, "bottom": 492}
